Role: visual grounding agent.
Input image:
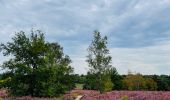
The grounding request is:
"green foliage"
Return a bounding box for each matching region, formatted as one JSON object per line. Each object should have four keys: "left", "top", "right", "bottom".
{"left": 83, "top": 72, "right": 114, "bottom": 92}
{"left": 110, "top": 67, "right": 123, "bottom": 90}
{"left": 87, "top": 31, "right": 112, "bottom": 74}
{"left": 102, "top": 75, "right": 113, "bottom": 92}
{"left": 1, "top": 30, "right": 170, "bottom": 96}
{"left": 123, "top": 73, "right": 158, "bottom": 90}
{"left": 0, "top": 77, "right": 11, "bottom": 88}
{"left": 0, "top": 30, "right": 74, "bottom": 97}
{"left": 120, "top": 95, "right": 128, "bottom": 100}
{"left": 83, "top": 72, "right": 100, "bottom": 90}
{"left": 151, "top": 75, "right": 170, "bottom": 91}
{"left": 123, "top": 73, "right": 146, "bottom": 90}
{"left": 83, "top": 73, "right": 168, "bottom": 91}
{"left": 73, "top": 74, "right": 86, "bottom": 84}
{"left": 75, "top": 84, "right": 84, "bottom": 89}
{"left": 145, "top": 77, "right": 157, "bottom": 90}
{"left": 86, "top": 31, "right": 115, "bottom": 93}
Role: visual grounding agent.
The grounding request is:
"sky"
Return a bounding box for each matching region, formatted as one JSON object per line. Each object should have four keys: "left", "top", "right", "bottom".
{"left": 0, "top": 0, "right": 170, "bottom": 75}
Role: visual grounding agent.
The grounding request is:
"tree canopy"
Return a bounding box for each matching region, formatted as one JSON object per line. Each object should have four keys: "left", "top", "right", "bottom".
{"left": 86, "top": 31, "right": 114, "bottom": 92}
{"left": 0, "top": 30, "right": 74, "bottom": 97}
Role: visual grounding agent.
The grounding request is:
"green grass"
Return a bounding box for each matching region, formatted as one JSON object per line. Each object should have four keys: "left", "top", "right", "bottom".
{"left": 56, "top": 96, "right": 62, "bottom": 100}
{"left": 75, "top": 84, "right": 84, "bottom": 89}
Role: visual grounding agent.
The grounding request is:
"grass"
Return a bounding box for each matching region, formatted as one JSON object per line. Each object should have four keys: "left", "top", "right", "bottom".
{"left": 56, "top": 96, "right": 62, "bottom": 100}
{"left": 75, "top": 84, "right": 84, "bottom": 89}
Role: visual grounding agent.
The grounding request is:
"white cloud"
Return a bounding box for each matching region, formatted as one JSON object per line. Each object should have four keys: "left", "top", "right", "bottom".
{"left": 65, "top": 40, "right": 170, "bottom": 75}
{"left": 71, "top": 57, "right": 89, "bottom": 75}
{"left": 0, "top": 0, "right": 170, "bottom": 75}
{"left": 110, "top": 41, "right": 170, "bottom": 75}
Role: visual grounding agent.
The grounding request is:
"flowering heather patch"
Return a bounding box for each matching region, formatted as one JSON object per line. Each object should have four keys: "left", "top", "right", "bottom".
{"left": 81, "top": 91, "right": 170, "bottom": 100}
{"left": 0, "top": 89, "right": 59, "bottom": 100}
{"left": 0, "top": 89, "right": 8, "bottom": 99}
{"left": 70, "top": 89, "right": 100, "bottom": 96}
{"left": 1, "top": 89, "right": 170, "bottom": 100}
{"left": 9, "top": 96, "right": 58, "bottom": 100}
{"left": 63, "top": 89, "right": 100, "bottom": 100}
{"left": 63, "top": 90, "right": 170, "bottom": 100}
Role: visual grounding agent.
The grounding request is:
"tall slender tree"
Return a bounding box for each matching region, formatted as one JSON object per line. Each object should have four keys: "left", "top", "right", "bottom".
{"left": 86, "top": 31, "right": 113, "bottom": 92}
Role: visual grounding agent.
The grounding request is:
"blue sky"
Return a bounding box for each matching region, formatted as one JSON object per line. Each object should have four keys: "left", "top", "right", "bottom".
{"left": 0, "top": 0, "right": 170, "bottom": 75}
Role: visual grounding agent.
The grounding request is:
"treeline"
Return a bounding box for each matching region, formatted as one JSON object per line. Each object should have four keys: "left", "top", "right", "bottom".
{"left": 0, "top": 30, "right": 169, "bottom": 97}
{"left": 74, "top": 73, "right": 170, "bottom": 91}
{"left": 74, "top": 31, "right": 170, "bottom": 92}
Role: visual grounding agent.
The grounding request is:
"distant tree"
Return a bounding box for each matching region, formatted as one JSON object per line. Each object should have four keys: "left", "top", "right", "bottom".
{"left": 123, "top": 73, "right": 146, "bottom": 90}
{"left": 83, "top": 72, "right": 100, "bottom": 90}
{"left": 110, "top": 67, "right": 123, "bottom": 90}
{"left": 86, "top": 31, "right": 113, "bottom": 92}
{"left": 145, "top": 77, "right": 157, "bottom": 90}
{"left": 123, "top": 73, "right": 157, "bottom": 91}
{"left": 102, "top": 69, "right": 114, "bottom": 92}
{"left": 73, "top": 74, "right": 86, "bottom": 84}
{"left": 153, "top": 75, "right": 170, "bottom": 91}
{"left": 0, "top": 30, "right": 74, "bottom": 97}
{"left": 84, "top": 71, "right": 113, "bottom": 92}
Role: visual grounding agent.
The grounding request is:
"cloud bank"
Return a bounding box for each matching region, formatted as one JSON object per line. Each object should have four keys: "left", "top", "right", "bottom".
{"left": 0, "top": 0, "right": 170, "bottom": 74}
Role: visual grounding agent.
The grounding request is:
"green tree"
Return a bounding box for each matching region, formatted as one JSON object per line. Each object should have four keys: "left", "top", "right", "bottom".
{"left": 110, "top": 67, "right": 123, "bottom": 90}
{"left": 123, "top": 73, "right": 146, "bottom": 90}
{"left": 102, "top": 71, "right": 114, "bottom": 92}
{"left": 86, "top": 31, "right": 113, "bottom": 92}
{"left": 145, "top": 77, "right": 157, "bottom": 90}
{"left": 154, "top": 75, "right": 170, "bottom": 91}
{"left": 0, "top": 30, "right": 74, "bottom": 97}
{"left": 83, "top": 72, "right": 100, "bottom": 90}
{"left": 122, "top": 73, "right": 158, "bottom": 91}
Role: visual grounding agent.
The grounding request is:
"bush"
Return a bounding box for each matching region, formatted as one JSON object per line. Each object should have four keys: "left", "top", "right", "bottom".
{"left": 103, "top": 78, "right": 113, "bottom": 92}
{"left": 120, "top": 95, "right": 128, "bottom": 100}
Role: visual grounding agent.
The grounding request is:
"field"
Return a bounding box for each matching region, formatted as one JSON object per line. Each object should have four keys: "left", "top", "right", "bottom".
{"left": 0, "top": 89, "right": 170, "bottom": 100}
{"left": 63, "top": 90, "right": 170, "bottom": 100}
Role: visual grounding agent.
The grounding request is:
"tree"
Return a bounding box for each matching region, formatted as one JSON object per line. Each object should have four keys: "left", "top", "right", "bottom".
{"left": 122, "top": 73, "right": 157, "bottom": 91}
{"left": 110, "top": 67, "right": 123, "bottom": 90}
{"left": 123, "top": 73, "right": 146, "bottom": 90}
{"left": 152, "top": 75, "right": 170, "bottom": 91}
{"left": 86, "top": 31, "right": 113, "bottom": 92}
{"left": 83, "top": 72, "right": 100, "bottom": 90}
{"left": 102, "top": 70, "right": 114, "bottom": 92}
{"left": 145, "top": 77, "right": 157, "bottom": 90}
{"left": 0, "top": 30, "right": 74, "bottom": 97}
